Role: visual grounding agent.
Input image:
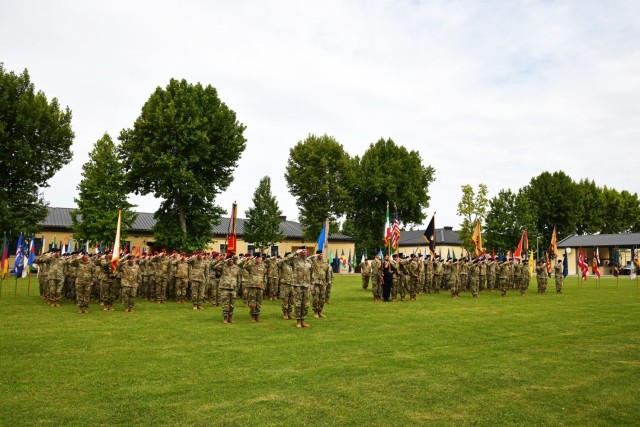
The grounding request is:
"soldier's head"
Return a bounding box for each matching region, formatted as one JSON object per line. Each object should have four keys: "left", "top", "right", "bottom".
{"left": 316, "top": 249, "right": 323, "bottom": 260}
{"left": 127, "top": 255, "right": 134, "bottom": 265}
{"left": 392, "top": 253, "right": 398, "bottom": 260}
{"left": 226, "top": 254, "right": 234, "bottom": 266}
{"left": 81, "top": 252, "right": 89, "bottom": 261}
{"left": 254, "top": 253, "right": 262, "bottom": 263}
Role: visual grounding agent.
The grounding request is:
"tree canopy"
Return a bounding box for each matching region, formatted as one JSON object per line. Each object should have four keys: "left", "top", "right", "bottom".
{"left": 71, "top": 133, "right": 136, "bottom": 246}
{"left": 243, "top": 176, "right": 285, "bottom": 254}
{"left": 119, "top": 78, "right": 246, "bottom": 251}
{"left": 456, "top": 183, "right": 489, "bottom": 253}
{"left": 0, "top": 63, "right": 74, "bottom": 236}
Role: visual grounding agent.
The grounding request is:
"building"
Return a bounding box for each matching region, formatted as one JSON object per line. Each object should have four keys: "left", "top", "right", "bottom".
{"left": 37, "top": 207, "right": 355, "bottom": 261}
{"left": 557, "top": 233, "right": 640, "bottom": 276}
{"left": 396, "top": 226, "right": 463, "bottom": 258}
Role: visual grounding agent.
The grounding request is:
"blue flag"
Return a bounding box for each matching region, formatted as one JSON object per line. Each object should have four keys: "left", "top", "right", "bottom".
{"left": 562, "top": 253, "right": 568, "bottom": 277}
{"left": 14, "top": 233, "right": 24, "bottom": 277}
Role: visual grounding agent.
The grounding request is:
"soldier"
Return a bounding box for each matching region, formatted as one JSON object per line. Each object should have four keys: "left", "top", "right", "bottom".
{"left": 359, "top": 257, "right": 372, "bottom": 291}
{"left": 519, "top": 259, "right": 530, "bottom": 296}
{"left": 154, "top": 250, "right": 171, "bottom": 304}
{"left": 35, "top": 252, "right": 50, "bottom": 300}
{"left": 118, "top": 255, "right": 140, "bottom": 312}
{"left": 216, "top": 255, "right": 241, "bottom": 323}
{"left": 188, "top": 252, "right": 209, "bottom": 310}
{"left": 41, "top": 248, "right": 65, "bottom": 307}
{"left": 554, "top": 258, "right": 564, "bottom": 293}
{"left": 96, "top": 251, "right": 117, "bottom": 311}
{"left": 324, "top": 263, "right": 334, "bottom": 305}
{"left": 469, "top": 259, "right": 480, "bottom": 298}
{"left": 389, "top": 253, "right": 402, "bottom": 301}
{"left": 370, "top": 253, "right": 383, "bottom": 302}
{"left": 433, "top": 256, "right": 443, "bottom": 293}
{"left": 382, "top": 254, "right": 393, "bottom": 302}
{"left": 283, "top": 248, "right": 312, "bottom": 328}
{"left": 278, "top": 252, "right": 294, "bottom": 319}
{"left": 536, "top": 260, "right": 547, "bottom": 294}
{"left": 265, "top": 256, "right": 280, "bottom": 301}
{"left": 498, "top": 260, "right": 509, "bottom": 297}
{"left": 425, "top": 255, "right": 434, "bottom": 294}
{"left": 70, "top": 252, "right": 95, "bottom": 313}
{"left": 64, "top": 254, "right": 78, "bottom": 302}
{"left": 138, "top": 254, "right": 152, "bottom": 300}
{"left": 458, "top": 258, "right": 468, "bottom": 294}
{"left": 310, "top": 250, "right": 331, "bottom": 317}
{"left": 416, "top": 254, "right": 425, "bottom": 294}
{"left": 208, "top": 253, "right": 223, "bottom": 306}
{"left": 446, "top": 258, "right": 459, "bottom": 299}
{"left": 479, "top": 257, "right": 487, "bottom": 291}
{"left": 487, "top": 257, "right": 497, "bottom": 291}
{"left": 242, "top": 254, "right": 267, "bottom": 322}
{"left": 407, "top": 254, "right": 419, "bottom": 301}
{"left": 172, "top": 253, "right": 189, "bottom": 304}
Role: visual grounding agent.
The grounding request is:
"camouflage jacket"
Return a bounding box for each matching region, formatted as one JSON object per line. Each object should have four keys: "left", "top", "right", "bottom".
{"left": 243, "top": 261, "right": 266, "bottom": 289}
{"left": 285, "top": 254, "right": 311, "bottom": 287}
{"left": 359, "top": 261, "right": 372, "bottom": 276}
{"left": 310, "top": 258, "right": 331, "bottom": 285}
{"left": 218, "top": 263, "right": 241, "bottom": 290}
{"left": 278, "top": 258, "right": 293, "bottom": 285}
{"left": 118, "top": 262, "right": 140, "bottom": 288}
{"left": 71, "top": 258, "right": 95, "bottom": 284}
{"left": 173, "top": 259, "right": 189, "bottom": 279}
{"left": 188, "top": 257, "right": 209, "bottom": 282}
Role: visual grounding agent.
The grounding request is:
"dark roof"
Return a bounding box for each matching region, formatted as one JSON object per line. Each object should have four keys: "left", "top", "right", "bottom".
{"left": 41, "top": 207, "right": 354, "bottom": 242}
{"left": 398, "top": 228, "right": 462, "bottom": 247}
{"left": 558, "top": 233, "right": 640, "bottom": 248}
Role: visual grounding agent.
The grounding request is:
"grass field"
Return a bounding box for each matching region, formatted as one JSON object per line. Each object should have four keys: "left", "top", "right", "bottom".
{"left": 1, "top": 275, "right": 639, "bottom": 426}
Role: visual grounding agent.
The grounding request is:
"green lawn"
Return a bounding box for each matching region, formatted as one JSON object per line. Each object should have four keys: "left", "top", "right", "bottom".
{"left": 1, "top": 275, "right": 639, "bottom": 426}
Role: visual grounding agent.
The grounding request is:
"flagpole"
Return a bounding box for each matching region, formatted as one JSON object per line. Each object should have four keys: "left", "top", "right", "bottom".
{"left": 28, "top": 268, "right": 31, "bottom": 296}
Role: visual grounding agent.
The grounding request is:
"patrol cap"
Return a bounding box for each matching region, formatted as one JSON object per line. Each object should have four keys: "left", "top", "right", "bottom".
{"left": 225, "top": 254, "right": 234, "bottom": 260}
{"left": 316, "top": 250, "right": 322, "bottom": 255}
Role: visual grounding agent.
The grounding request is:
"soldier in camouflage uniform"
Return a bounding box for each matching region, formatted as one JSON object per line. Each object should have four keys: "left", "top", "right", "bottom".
{"left": 389, "top": 253, "right": 402, "bottom": 301}
{"left": 208, "top": 254, "right": 223, "bottom": 306}
{"left": 359, "top": 258, "right": 372, "bottom": 291}
{"left": 425, "top": 256, "right": 434, "bottom": 294}
{"left": 487, "top": 258, "right": 496, "bottom": 291}
{"left": 554, "top": 259, "right": 564, "bottom": 293}
{"left": 370, "top": 253, "right": 383, "bottom": 302}
{"left": 265, "top": 257, "right": 280, "bottom": 301}
{"left": 40, "top": 249, "right": 65, "bottom": 307}
{"left": 188, "top": 252, "right": 209, "bottom": 310}
{"left": 446, "top": 259, "right": 459, "bottom": 299}
{"left": 458, "top": 259, "right": 468, "bottom": 294}
{"left": 324, "top": 263, "right": 334, "bottom": 304}
{"left": 407, "top": 254, "right": 419, "bottom": 301}
{"left": 242, "top": 254, "right": 267, "bottom": 322}
{"left": 536, "top": 260, "right": 547, "bottom": 294}
{"left": 64, "top": 254, "right": 78, "bottom": 302}
{"left": 71, "top": 253, "right": 95, "bottom": 313}
{"left": 498, "top": 260, "right": 509, "bottom": 297}
{"left": 416, "top": 255, "right": 425, "bottom": 294}
{"left": 172, "top": 253, "right": 190, "bottom": 304}
{"left": 433, "top": 257, "right": 443, "bottom": 293}
{"left": 96, "top": 252, "right": 117, "bottom": 311}
{"left": 118, "top": 256, "right": 140, "bottom": 312}
{"left": 216, "top": 255, "right": 241, "bottom": 323}
{"left": 469, "top": 259, "right": 480, "bottom": 298}
{"left": 479, "top": 258, "right": 487, "bottom": 291}
{"left": 36, "top": 252, "right": 50, "bottom": 300}
{"left": 310, "top": 251, "right": 331, "bottom": 317}
{"left": 283, "top": 249, "right": 312, "bottom": 328}
{"left": 278, "top": 252, "right": 294, "bottom": 319}
{"left": 154, "top": 251, "right": 171, "bottom": 303}
{"left": 520, "top": 259, "right": 530, "bottom": 296}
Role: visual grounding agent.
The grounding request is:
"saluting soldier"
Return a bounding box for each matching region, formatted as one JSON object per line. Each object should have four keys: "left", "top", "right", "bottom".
{"left": 71, "top": 252, "right": 95, "bottom": 313}
{"left": 554, "top": 259, "right": 564, "bottom": 294}
{"left": 283, "top": 248, "right": 312, "bottom": 328}
{"left": 359, "top": 258, "right": 372, "bottom": 291}
{"left": 118, "top": 255, "right": 140, "bottom": 312}
{"left": 216, "top": 254, "right": 241, "bottom": 323}
{"left": 172, "top": 253, "right": 189, "bottom": 304}
{"left": 278, "top": 252, "right": 294, "bottom": 319}
{"left": 242, "top": 253, "right": 267, "bottom": 322}
{"left": 370, "top": 253, "right": 383, "bottom": 302}
{"left": 188, "top": 252, "right": 209, "bottom": 310}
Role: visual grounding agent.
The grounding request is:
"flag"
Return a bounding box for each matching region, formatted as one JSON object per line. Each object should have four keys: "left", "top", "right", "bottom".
{"left": 391, "top": 206, "right": 401, "bottom": 250}
{"left": 613, "top": 248, "right": 620, "bottom": 277}
{"left": 227, "top": 202, "right": 238, "bottom": 255}
{"left": 562, "top": 252, "right": 568, "bottom": 277}
{"left": 1, "top": 234, "right": 9, "bottom": 279}
{"left": 13, "top": 233, "right": 25, "bottom": 277}
{"left": 383, "top": 202, "right": 391, "bottom": 246}
{"left": 593, "top": 248, "right": 601, "bottom": 279}
{"left": 27, "top": 238, "right": 36, "bottom": 268}
{"left": 447, "top": 248, "right": 451, "bottom": 260}
{"left": 52, "top": 236, "right": 57, "bottom": 249}
{"left": 545, "top": 252, "right": 551, "bottom": 276}
{"left": 577, "top": 248, "right": 588, "bottom": 280}
{"left": 41, "top": 235, "right": 46, "bottom": 255}
{"left": 514, "top": 229, "right": 528, "bottom": 260}
{"left": 111, "top": 210, "right": 122, "bottom": 273}
{"left": 340, "top": 249, "right": 347, "bottom": 267}
{"left": 549, "top": 225, "right": 558, "bottom": 259}
{"left": 471, "top": 219, "right": 483, "bottom": 257}
{"left": 316, "top": 218, "right": 329, "bottom": 259}
{"left": 452, "top": 249, "right": 457, "bottom": 262}
{"left": 422, "top": 213, "right": 436, "bottom": 256}
{"left": 348, "top": 250, "right": 352, "bottom": 273}
{"left": 67, "top": 237, "right": 73, "bottom": 255}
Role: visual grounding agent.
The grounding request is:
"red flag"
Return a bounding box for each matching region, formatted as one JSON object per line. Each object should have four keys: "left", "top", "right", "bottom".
{"left": 593, "top": 248, "right": 601, "bottom": 278}
{"left": 514, "top": 229, "right": 528, "bottom": 260}
{"left": 549, "top": 225, "right": 558, "bottom": 259}
{"left": 1, "top": 234, "right": 9, "bottom": 279}
{"left": 577, "top": 248, "right": 588, "bottom": 281}
{"left": 227, "top": 202, "right": 238, "bottom": 255}
{"left": 111, "top": 210, "right": 122, "bottom": 273}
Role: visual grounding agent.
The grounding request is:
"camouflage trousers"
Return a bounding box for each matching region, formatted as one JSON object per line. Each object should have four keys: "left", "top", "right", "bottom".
{"left": 418, "top": 275, "right": 425, "bottom": 293}
{"left": 48, "top": 278, "right": 64, "bottom": 303}
{"left": 391, "top": 275, "right": 405, "bottom": 300}
{"left": 425, "top": 274, "right": 433, "bottom": 293}
{"left": 371, "top": 275, "right": 382, "bottom": 299}
{"left": 325, "top": 280, "right": 333, "bottom": 303}
{"left": 487, "top": 275, "right": 495, "bottom": 291}
{"left": 537, "top": 277, "right": 547, "bottom": 294}
{"left": 64, "top": 276, "right": 76, "bottom": 300}
{"left": 247, "top": 287, "right": 264, "bottom": 317}
{"left": 479, "top": 275, "right": 486, "bottom": 291}
{"left": 292, "top": 286, "right": 310, "bottom": 321}
{"left": 191, "top": 280, "right": 205, "bottom": 308}
{"left": 433, "top": 275, "right": 442, "bottom": 293}
{"left": 155, "top": 277, "right": 167, "bottom": 302}
{"left": 459, "top": 275, "right": 468, "bottom": 292}
{"left": 219, "top": 289, "right": 236, "bottom": 318}
{"left": 100, "top": 279, "right": 116, "bottom": 305}
{"left": 519, "top": 278, "right": 529, "bottom": 295}
{"left": 208, "top": 279, "right": 219, "bottom": 305}
{"left": 361, "top": 274, "right": 370, "bottom": 290}
{"left": 267, "top": 277, "right": 279, "bottom": 299}
{"left": 175, "top": 278, "right": 188, "bottom": 300}
{"left": 138, "top": 275, "right": 151, "bottom": 299}
{"left": 39, "top": 276, "right": 48, "bottom": 297}
{"left": 408, "top": 277, "right": 418, "bottom": 298}
{"left": 449, "top": 278, "right": 459, "bottom": 296}
{"left": 75, "top": 281, "right": 92, "bottom": 308}
{"left": 555, "top": 277, "right": 563, "bottom": 293}
{"left": 280, "top": 283, "right": 293, "bottom": 314}
{"left": 122, "top": 286, "right": 137, "bottom": 310}
{"left": 470, "top": 277, "right": 479, "bottom": 297}
{"left": 312, "top": 283, "right": 326, "bottom": 314}
{"left": 499, "top": 277, "right": 508, "bottom": 296}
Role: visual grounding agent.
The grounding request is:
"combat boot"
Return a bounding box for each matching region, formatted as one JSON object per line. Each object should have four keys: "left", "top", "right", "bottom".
{"left": 223, "top": 316, "right": 228, "bottom": 324}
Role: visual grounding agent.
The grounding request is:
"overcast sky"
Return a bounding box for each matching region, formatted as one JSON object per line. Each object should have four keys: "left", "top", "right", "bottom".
{"left": 2, "top": 0, "right": 639, "bottom": 231}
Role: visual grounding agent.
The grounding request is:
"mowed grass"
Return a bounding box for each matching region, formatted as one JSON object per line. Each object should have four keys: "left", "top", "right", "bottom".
{"left": 1, "top": 275, "right": 639, "bottom": 426}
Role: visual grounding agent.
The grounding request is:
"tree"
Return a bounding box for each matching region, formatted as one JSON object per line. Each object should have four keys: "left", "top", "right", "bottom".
{"left": 71, "top": 133, "right": 136, "bottom": 247}
{"left": 0, "top": 63, "right": 74, "bottom": 235}
{"left": 285, "top": 134, "right": 353, "bottom": 240}
{"left": 243, "top": 176, "right": 285, "bottom": 254}
{"left": 350, "top": 138, "right": 435, "bottom": 255}
{"left": 456, "top": 183, "right": 489, "bottom": 253}
{"left": 484, "top": 189, "right": 536, "bottom": 255}
{"left": 521, "top": 171, "right": 579, "bottom": 243}
{"left": 119, "top": 78, "right": 246, "bottom": 251}
{"left": 575, "top": 178, "right": 604, "bottom": 235}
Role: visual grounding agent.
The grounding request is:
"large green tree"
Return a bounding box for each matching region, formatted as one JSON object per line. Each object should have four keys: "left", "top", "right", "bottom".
{"left": 119, "top": 78, "right": 246, "bottom": 251}
{"left": 456, "top": 183, "right": 489, "bottom": 253}
{"left": 71, "top": 133, "right": 136, "bottom": 246}
{"left": 575, "top": 178, "right": 605, "bottom": 235}
{"left": 484, "top": 189, "right": 536, "bottom": 254}
{"left": 521, "top": 171, "right": 579, "bottom": 243}
{"left": 350, "top": 138, "right": 435, "bottom": 255}
{"left": 243, "top": 176, "right": 285, "bottom": 254}
{"left": 285, "top": 134, "right": 353, "bottom": 240}
{"left": 0, "top": 63, "right": 74, "bottom": 235}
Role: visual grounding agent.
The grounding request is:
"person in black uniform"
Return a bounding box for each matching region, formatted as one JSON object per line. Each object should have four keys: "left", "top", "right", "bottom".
{"left": 382, "top": 254, "right": 393, "bottom": 302}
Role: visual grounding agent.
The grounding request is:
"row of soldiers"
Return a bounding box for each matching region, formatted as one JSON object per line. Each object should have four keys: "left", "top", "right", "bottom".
{"left": 359, "top": 253, "right": 564, "bottom": 300}
{"left": 34, "top": 247, "right": 334, "bottom": 326}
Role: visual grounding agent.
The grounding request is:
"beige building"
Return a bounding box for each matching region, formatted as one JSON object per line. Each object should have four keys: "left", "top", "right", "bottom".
{"left": 557, "top": 233, "right": 640, "bottom": 276}
{"left": 36, "top": 207, "right": 355, "bottom": 269}
{"left": 397, "top": 226, "right": 463, "bottom": 258}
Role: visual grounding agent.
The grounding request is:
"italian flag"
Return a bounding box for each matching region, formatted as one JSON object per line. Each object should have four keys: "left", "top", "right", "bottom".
{"left": 384, "top": 202, "right": 391, "bottom": 246}
{"left": 111, "top": 210, "right": 122, "bottom": 273}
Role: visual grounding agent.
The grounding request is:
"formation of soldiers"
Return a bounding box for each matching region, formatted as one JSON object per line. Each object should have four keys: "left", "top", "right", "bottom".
{"left": 359, "top": 252, "right": 564, "bottom": 301}
{"left": 34, "top": 247, "right": 334, "bottom": 327}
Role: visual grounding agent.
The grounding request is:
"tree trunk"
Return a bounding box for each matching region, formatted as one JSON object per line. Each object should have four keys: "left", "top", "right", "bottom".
{"left": 178, "top": 203, "right": 187, "bottom": 236}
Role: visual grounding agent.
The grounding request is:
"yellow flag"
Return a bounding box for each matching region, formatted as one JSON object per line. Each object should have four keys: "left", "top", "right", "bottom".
{"left": 471, "top": 219, "right": 483, "bottom": 257}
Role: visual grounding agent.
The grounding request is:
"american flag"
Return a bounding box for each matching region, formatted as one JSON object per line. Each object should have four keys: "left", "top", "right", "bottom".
{"left": 391, "top": 218, "right": 401, "bottom": 249}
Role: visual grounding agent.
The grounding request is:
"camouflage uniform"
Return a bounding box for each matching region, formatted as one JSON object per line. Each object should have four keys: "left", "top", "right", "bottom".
{"left": 554, "top": 262, "right": 563, "bottom": 293}
{"left": 389, "top": 257, "right": 402, "bottom": 300}
{"left": 325, "top": 265, "right": 334, "bottom": 303}
{"left": 359, "top": 260, "right": 371, "bottom": 290}
{"left": 71, "top": 256, "right": 95, "bottom": 312}
{"left": 469, "top": 261, "right": 480, "bottom": 297}
{"left": 498, "top": 262, "right": 509, "bottom": 297}
{"left": 64, "top": 257, "right": 77, "bottom": 301}
{"left": 285, "top": 253, "right": 312, "bottom": 323}
{"left": 479, "top": 260, "right": 487, "bottom": 291}
{"left": 487, "top": 260, "right": 496, "bottom": 291}
{"left": 172, "top": 257, "right": 189, "bottom": 303}
{"left": 278, "top": 256, "right": 294, "bottom": 318}
{"left": 188, "top": 256, "right": 209, "bottom": 309}
{"left": 97, "top": 256, "right": 117, "bottom": 308}
{"left": 243, "top": 258, "right": 266, "bottom": 320}
{"left": 425, "top": 258, "right": 434, "bottom": 293}
{"left": 216, "top": 260, "right": 241, "bottom": 322}
{"left": 458, "top": 261, "right": 468, "bottom": 293}
{"left": 154, "top": 254, "right": 171, "bottom": 303}
{"left": 208, "top": 258, "right": 222, "bottom": 306}
{"left": 137, "top": 257, "right": 151, "bottom": 299}
{"left": 536, "top": 263, "right": 547, "bottom": 294}
{"left": 41, "top": 253, "right": 65, "bottom": 305}
{"left": 433, "top": 259, "right": 443, "bottom": 293}
{"left": 266, "top": 258, "right": 280, "bottom": 300}
{"left": 35, "top": 254, "right": 50, "bottom": 300}
{"left": 311, "top": 256, "right": 331, "bottom": 316}
{"left": 370, "top": 256, "right": 383, "bottom": 301}
{"left": 417, "top": 257, "right": 425, "bottom": 293}
{"left": 407, "top": 257, "right": 419, "bottom": 300}
{"left": 446, "top": 261, "right": 459, "bottom": 297}
{"left": 118, "top": 260, "right": 140, "bottom": 311}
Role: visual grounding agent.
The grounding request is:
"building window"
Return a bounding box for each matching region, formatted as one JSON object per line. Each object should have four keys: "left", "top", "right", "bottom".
{"left": 271, "top": 245, "right": 279, "bottom": 257}
{"left": 247, "top": 244, "right": 255, "bottom": 255}
{"left": 220, "top": 244, "right": 227, "bottom": 254}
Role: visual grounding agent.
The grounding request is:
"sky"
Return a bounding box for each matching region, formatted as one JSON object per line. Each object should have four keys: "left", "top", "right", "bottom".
{"left": 2, "top": 0, "right": 639, "bottom": 231}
